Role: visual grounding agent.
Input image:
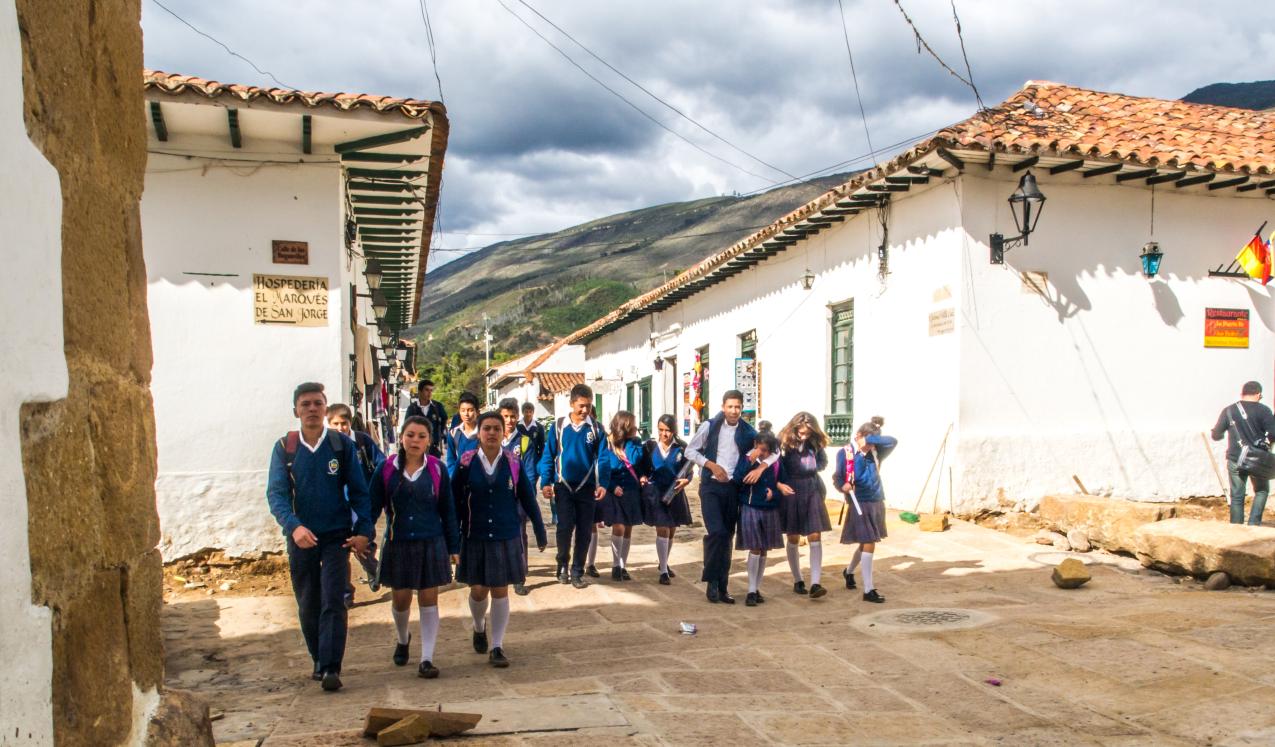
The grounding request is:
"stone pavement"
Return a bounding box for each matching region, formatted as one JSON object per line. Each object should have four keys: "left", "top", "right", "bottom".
{"left": 165, "top": 508, "right": 1275, "bottom": 746}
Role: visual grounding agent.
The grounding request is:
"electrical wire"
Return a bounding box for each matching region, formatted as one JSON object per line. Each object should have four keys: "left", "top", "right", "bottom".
{"left": 949, "top": 0, "right": 985, "bottom": 112}
{"left": 428, "top": 222, "right": 780, "bottom": 254}
{"left": 493, "top": 0, "right": 780, "bottom": 186}
{"left": 418, "top": 0, "right": 446, "bottom": 104}
{"left": 890, "top": 0, "right": 982, "bottom": 107}
{"left": 148, "top": 0, "right": 296, "bottom": 90}
{"left": 735, "top": 126, "right": 943, "bottom": 197}
{"left": 835, "top": 0, "right": 878, "bottom": 165}
{"left": 513, "top": 0, "right": 796, "bottom": 181}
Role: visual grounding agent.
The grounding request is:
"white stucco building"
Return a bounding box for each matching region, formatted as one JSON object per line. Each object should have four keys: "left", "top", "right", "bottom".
{"left": 141, "top": 71, "right": 448, "bottom": 559}
{"left": 485, "top": 341, "right": 586, "bottom": 418}
{"left": 567, "top": 82, "right": 1275, "bottom": 515}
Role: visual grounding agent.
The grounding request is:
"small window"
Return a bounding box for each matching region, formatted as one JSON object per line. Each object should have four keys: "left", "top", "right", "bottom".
{"left": 827, "top": 300, "right": 854, "bottom": 441}
{"left": 739, "top": 329, "right": 757, "bottom": 360}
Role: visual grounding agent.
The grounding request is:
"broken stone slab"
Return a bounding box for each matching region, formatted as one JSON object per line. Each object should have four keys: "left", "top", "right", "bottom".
{"left": 144, "top": 689, "right": 215, "bottom": 746}
{"left": 362, "top": 708, "right": 481, "bottom": 738}
{"left": 1051, "top": 558, "right": 1091, "bottom": 589}
{"left": 377, "top": 715, "right": 430, "bottom": 746}
{"left": 1133, "top": 519, "right": 1275, "bottom": 586}
{"left": 1067, "top": 528, "right": 1092, "bottom": 553}
{"left": 1204, "top": 571, "right": 1231, "bottom": 591}
{"left": 919, "top": 513, "right": 949, "bottom": 532}
{"left": 1038, "top": 494, "right": 1176, "bottom": 554}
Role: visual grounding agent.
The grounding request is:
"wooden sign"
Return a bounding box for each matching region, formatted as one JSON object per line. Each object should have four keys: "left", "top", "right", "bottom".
{"left": 1205, "top": 307, "right": 1249, "bottom": 348}
{"left": 929, "top": 308, "right": 955, "bottom": 336}
{"left": 272, "top": 240, "right": 309, "bottom": 265}
{"left": 1020, "top": 271, "right": 1049, "bottom": 296}
{"left": 254, "top": 274, "right": 329, "bottom": 327}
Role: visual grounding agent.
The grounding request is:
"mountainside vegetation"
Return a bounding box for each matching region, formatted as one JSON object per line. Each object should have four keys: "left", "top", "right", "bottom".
{"left": 1182, "top": 80, "right": 1275, "bottom": 110}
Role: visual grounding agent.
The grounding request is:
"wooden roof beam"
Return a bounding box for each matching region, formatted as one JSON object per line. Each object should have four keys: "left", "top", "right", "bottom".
{"left": 1115, "top": 169, "right": 1157, "bottom": 182}
{"left": 149, "top": 101, "right": 167, "bottom": 142}
{"left": 908, "top": 165, "right": 945, "bottom": 177}
{"left": 227, "top": 108, "right": 242, "bottom": 148}
{"left": 1049, "top": 160, "right": 1085, "bottom": 174}
{"left": 301, "top": 115, "right": 312, "bottom": 154}
{"left": 1174, "top": 173, "right": 1215, "bottom": 188}
{"left": 1011, "top": 155, "right": 1040, "bottom": 172}
{"left": 1083, "top": 163, "right": 1122, "bottom": 178}
{"left": 936, "top": 148, "right": 964, "bottom": 171}
{"left": 1209, "top": 176, "right": 1250, "bottom": 190}
{"left": 1146, "top": 171, "right": 1186, "bottom": 185}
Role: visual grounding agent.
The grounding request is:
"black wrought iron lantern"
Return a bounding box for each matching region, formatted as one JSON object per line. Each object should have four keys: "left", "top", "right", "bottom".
{"left": 990, "top": 170, "right": 1047, "bottom": 264}
{"left": 364, "top": 257, "right": 383, "bottom": 291}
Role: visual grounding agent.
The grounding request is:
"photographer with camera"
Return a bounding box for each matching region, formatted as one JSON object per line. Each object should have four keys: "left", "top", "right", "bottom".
{"left": 1211, "top": 381, "right": 1275, "bottom": 526}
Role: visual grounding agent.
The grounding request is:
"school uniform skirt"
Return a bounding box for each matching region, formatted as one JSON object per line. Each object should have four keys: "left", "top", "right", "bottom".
{"left": 736, "top": 505, "right": 784, "bottom": 551}
{"left": 779, "top": 475, "right": 832, "bottom": 535}
{"left": 380, "top": 536, "right": 453, "bottom": 590}
{"left": 603, "top": 486, "right": 644, "bottom": 526}
{"left": 641, "top": 482, "right": 692, "bottom": 527}
{"left": 840, "top": 500, "right": 888, "bottom": 544}
{"left": 456, "top": 536, "right": 525, "bottom": 587}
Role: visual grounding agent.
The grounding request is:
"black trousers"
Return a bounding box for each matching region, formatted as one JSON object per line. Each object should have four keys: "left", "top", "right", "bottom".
{"left": 699, "top": 479, "right": 740, "bottom": 591}
{"left": 555, "top": 482, "right": 597, "bottom": 576}
{"left": 288, "top": 531, "right": 351, "bottom": 673}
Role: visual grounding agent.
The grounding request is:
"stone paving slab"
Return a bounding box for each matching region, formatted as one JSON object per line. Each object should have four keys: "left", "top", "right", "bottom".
{"left": 163, "top": 511, "right": 1275, "bottom": 745}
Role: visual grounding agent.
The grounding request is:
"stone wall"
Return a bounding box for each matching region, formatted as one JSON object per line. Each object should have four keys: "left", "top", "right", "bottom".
{"left": 13, "top": 1, "right": 209, "bottom": 744}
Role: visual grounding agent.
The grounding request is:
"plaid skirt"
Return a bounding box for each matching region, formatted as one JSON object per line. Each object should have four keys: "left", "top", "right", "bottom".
{"left": 840, "top": 500, "right": 888, "bottom": 544}
{"left": 779, "top": 475, "right": 832, "bottom": 535}
{"left": 641, "top": 482, "right": 692, "bottom": 527}
{"left": 456, "top": 536, "right": 525, "bottom": 587}
{"left": 602, "top": 487, "right": 644, "bottom": 526}
{"left": 736, "top": 505, "right": 784, "bottom": 551}
{"left": 379, "top": 536, "right": 453, "bottom": 591}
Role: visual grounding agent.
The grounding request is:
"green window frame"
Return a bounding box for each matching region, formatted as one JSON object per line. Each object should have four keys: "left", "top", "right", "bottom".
{"left": 826, "top": 301, "right": 854, "bottom": 442}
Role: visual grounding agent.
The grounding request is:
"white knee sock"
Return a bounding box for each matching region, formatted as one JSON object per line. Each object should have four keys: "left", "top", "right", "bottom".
{"left": 847, "top": 546, "right": 863, "bottom": 574}
{"left": 418, "top": 605, "right": 439, "bottom": 662}
{"left": 490, "top": 597, "right": 510, "bottom": 649}
{"left": 655, "top": 536, "right": 670, "bottom": 573}
{"left": 610, "top": 533, "right": 625, "bottom": 568}
{"left": 810, "top": 541, "right": 823, "bottom": 585}
{"left": 468, "top": 596, "right": 489, "bottom": 633}
{"left": 861, "top": 551, "right": 875, "bottom": 592}
{"left": 621, "top": 536, "right": 632, "bottom": 565}
{"left": 392, "top": 606, "right": 411, "bottom": 645}
{"left": 587, "top": 532, "right": 598, "bottom": 566}
{"left": 785, "top": 541, "right": 803, "bottom": 583}
{"left": 747, "top": 553, "right": 761, "bottom": 593}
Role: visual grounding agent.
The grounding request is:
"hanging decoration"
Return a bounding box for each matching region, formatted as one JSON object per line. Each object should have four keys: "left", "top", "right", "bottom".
{"left": 1209, "top": 221, "right": 1271, "bottom": 282}
{"left": 691, "top": 353, "right": 704, "bottom": 412}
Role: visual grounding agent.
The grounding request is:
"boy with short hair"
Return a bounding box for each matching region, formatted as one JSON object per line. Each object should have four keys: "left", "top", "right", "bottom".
{"left": 538, "top": 384, "right": 606, "bottom": 587}
{"left": 406, "top": 379, "right": 448, "bottom": 458}
{"left": 500, "top": 398, "right": 540, "bottom": 595}
{"left": 444, "top": 391, "right": 482, "bottom": 478}
{"left": 266, "top": 383, "right": 373, "bottom": 691}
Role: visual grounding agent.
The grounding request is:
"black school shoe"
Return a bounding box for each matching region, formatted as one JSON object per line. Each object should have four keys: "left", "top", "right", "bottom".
{"left": 472, "top": 630, "right": 489, "bottom": 654}
{"left": 557, "top": 566, "right": 570, "bottom": 584}
{"left": 621, "top": 568, "right": 632, "bottom": 581}
{"left": 745, "top": 592, "right": 759, "bottom": 607}
{"left": 320, "top": 670, "right": 342, "bottom": 692}
{"left": 586, "top": 565, "right": 600, "bottom": 578}
{"left": 706, "top": 584, "right": 720, "bottom": 603}
{"left": 666, "top": 568, "right": 676, "bottom": 579}
{"left": 659, "top": 572, "right": 671, "bottom": 585}
{"left": 418, "top": 660, "right": 439, "bottom": 679}
{"left": 611, "top": 566, "right": 623, "bottom": 581}
{"left": 393, "top": 636, "right": 411, "bottom": 666}
{"left": 514, "top": 583, "right": 529, "bottom": 596}
{"left": 843, "top": 568, "right": 857, "bottom": 590}
{"left": 863, "top": 589, "right": 885, "bottom": 603}
{"left": 489, "top": 647, "right": 510, "bottom": 668}
{"left": 311, "top": 663, "right": 322, "bottom": 681}
{"left": 754, "top": 591, "right": 765, "bottom": 604}
{"left": 809, "top": 584, "right": 828, "bottom": 599}
{"left": 793, "top": 581, "right": 808, "bottom": 595}
{"left": 719, "top": 589, "right": 736, "bottom": 605}
{"left": 571, "top": 575, "right": 589, "bottom": 589}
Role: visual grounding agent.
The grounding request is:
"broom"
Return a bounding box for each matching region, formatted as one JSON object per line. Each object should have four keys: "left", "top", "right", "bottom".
{"left": 901, "top": 424, "right": 953, "bottom": 524}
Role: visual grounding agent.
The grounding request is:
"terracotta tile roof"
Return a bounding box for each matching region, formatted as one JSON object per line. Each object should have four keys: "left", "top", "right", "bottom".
{"left": 144, "top": 69, "right": 445, "bottom": 120}
{"left": 565, "top": 81, "right": 1275, "bottom": 344}
{"left": 536, "top": 372, "right": 585, "bottom": 400}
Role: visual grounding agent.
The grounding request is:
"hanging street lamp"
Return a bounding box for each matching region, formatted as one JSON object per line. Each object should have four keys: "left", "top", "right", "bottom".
{"left": 364, "top": 257, "right": 383, "bottom": 291}
{"left": 990, "top": 170, "right": 1047, "bottom": 264}
{"left": 1140, "top": 241, "right": 1164, "bottom": 278}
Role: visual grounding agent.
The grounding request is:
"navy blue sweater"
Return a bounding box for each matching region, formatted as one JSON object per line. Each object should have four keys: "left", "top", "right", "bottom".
{"left": 832, "top": 435, "right": 898, "bottom": 502}
{"left": 734, "top": 456, "right": 784, "bottom": 508}
{"left": 267, "top": 430, "right": 374, "bottom": 539}
{"left": 538, "top": 417, "right": 605, "bottom": 489}
{"left": 643, "top": 441, "right": 691, "bottom": 494}
{"left": 444, "top": 424, "right": 480, "bottom": 478}
{"left": 599, "top": 439, "right": 647, "bottom": 494}
{"left": 370, "top": 455, "right": 459, "bottom": 553}
{"left": 454, "top": 450, "right": 548, "bottom": 545}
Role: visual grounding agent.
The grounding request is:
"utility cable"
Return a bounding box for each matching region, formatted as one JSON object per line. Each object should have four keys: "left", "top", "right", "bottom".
{"left": 835, "top": 0, "right": 878, "bottom": 165}
{"left": 418, "top": 0, "right": 446, "bottom": 105}
{"left": 949, "top": 0, "right": 986, "bottom": 112}
{"left": 148, "top": 0, "right": 296, "bottom": 90}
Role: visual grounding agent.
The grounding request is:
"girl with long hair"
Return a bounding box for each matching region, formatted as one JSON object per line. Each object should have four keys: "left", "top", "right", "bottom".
{"left": 598, "top": 411, "right": 647, "bottom": 580}
{"left": 641, "top": 414, "right": 693, "bottom": 584}
{"left": 833, "top": 416, "right": 897, "bottom": 603}
{"left": 777, "top": 412, "right": 831, "bottom": 598}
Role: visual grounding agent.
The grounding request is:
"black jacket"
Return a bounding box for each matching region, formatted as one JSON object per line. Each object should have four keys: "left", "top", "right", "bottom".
{"left": 1212, "top": 400, "right": 1275, "bottom": 462}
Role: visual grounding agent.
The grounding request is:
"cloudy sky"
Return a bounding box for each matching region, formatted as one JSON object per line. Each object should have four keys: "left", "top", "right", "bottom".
{"left": 142, "top": 0, "right": 1275, "bottom": 267}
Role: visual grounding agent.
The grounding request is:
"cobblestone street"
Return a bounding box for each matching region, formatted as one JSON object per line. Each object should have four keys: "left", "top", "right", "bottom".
{"left": 166, "top": 505, "right": 1275, "bottom": 746}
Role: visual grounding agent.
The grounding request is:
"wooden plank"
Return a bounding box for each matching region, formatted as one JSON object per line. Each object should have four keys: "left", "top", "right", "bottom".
{"left": 1011, "top": 155, "right": 1039, "bottom": 172}
{"left": 908, "top": 165, "right": 945, "bottom": 177}
{"left": 341, "top": 152, "right": 425, "bottom": 163}
{"left": 1175, "top": 173, "right": 1215, "bottom": 188}
{"left": 865, "top": 183, "right": 908, "bottom": 192}
{"left": 986, "top": 152, "right": 996, "bottom": 171}
{"left": 376, "top": 715, "right": 430, "bottom": 746}
{"left": 1049, "top": 160, "right": 1085, "bottom": 174}
{"left": 149, "top": 102, "right": 167, "bottom": 142}
{"left": 227, "top": 108, "right": 241, "bottom": 148}
{"left": 349, "top": 180, "right": 414, "bottom": 193}
{"left": 1208, "top": 176, "right": 1250, "bottom": 190}
{"left": 885, "top": 175, "right": 928, "bottom": 184}
{"left": 1146, "top": 171, "right": 1186, "bottom": 185}
{"left": 1115, "top": 169, "right": 1156, "bottom": 182}
{"left": 301, "top": 115, "right": 312, "bottom": 154}
{"left": 363, "top": 708, "right": 481, "bottom": 738}
{"left": 346, "top": 167, "right": 427, "bottom": 180}
{"left": 936, "top": 148, "right": 964, "bottom": 170}
{"left": 1082, "top": 163, "right": 1122, "bottom": 178}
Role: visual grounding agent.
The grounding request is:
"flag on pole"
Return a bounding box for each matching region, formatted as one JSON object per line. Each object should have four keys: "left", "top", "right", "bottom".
{"left": 1235, "top": 231, "right": 1272, "bottom": 285}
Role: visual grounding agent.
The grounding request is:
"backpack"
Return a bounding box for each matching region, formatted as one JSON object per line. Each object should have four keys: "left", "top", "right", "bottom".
{"left": 380, "top": 453, "right": 443, "bottom": 496}
{"left": 554, "top": 417, "right": 602, "bottom": 491}
{"left": 279, "top": 430, "right": 349, "bottom": 510}
{"left": 458, "top": 448, "right": 521, "bottom": 486}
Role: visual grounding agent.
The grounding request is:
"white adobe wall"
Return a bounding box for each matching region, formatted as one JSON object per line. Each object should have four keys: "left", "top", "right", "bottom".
{"left": 143, "top": 152, "right": 347, "bottom": 559}
{"left": 956, "top": 171, "right": 1272, "bottom": 509}
{"left": 586, "top": 183, "right": 965, "bottom": 508}
{"left": 0, "top": 1, "right": 60, "bottom": 740}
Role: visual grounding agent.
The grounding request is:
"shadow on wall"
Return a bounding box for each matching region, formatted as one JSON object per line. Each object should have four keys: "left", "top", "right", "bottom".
{"left": 1150, "top": 280, "right": 1185, "bottom": 328}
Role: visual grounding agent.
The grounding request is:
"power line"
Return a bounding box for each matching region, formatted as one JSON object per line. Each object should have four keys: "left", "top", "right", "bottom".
{"left": 948, "top": 0, "right": 985, "bottom": 112}
{"left": 835, "top": 0, "right": 878, "bottom": 166}
{"left": 428, "top": 222, "right": 780, "bottom": 254}
{"left": 513, "top": 0, "right": 797, "bottom": 181}
{"left": 736, "top": 126, "right": 942, "bottom": 197}
{"left": 890, "top": 0, "right": 983, "bottom": 108}
{"left": 493, "top": 0, "right": 781, "bottom": 186}
{"left": 148, "top": 0, "right": 296, "bottom": 90}
{"left": 417, "top": 0, "right": 446, "bottom": 104}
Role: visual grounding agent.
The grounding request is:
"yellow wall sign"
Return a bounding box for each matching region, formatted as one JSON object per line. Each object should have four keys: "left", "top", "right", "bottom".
{"left": 253, "top": 274, "right": 329, "bottom": 327}
{"left": 1204, "top": 307, "right": 1249, "bottom": 348}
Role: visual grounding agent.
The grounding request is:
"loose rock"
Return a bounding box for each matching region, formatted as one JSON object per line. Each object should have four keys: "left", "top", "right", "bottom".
{"left": 1204, "top": 571, "right": 1231, "bottom": 591}
{"left": 1050, "top": 532, "right": 1072, "bottom": 551}
{"left": 1033, "top": 530, "right": 1056, "bottom": 545}
{"left": 183, "top": 581, "right": 206, "bottom": 590}
{"left": 1051, "top": 558, "right": 1091, "bottom": 589}
{"left": 1067, "top": 528, "right": 1092, "bottom": 552}
{"left": 218, "top": 581, "right": 237, "bottom": 592}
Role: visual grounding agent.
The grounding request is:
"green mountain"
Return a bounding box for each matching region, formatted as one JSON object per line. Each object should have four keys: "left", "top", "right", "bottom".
{"left": 412, "top": 173, "right": 854, "bottom": 403}
{"left": 1182, "top": 80, "right": 1275, "bottom": 110}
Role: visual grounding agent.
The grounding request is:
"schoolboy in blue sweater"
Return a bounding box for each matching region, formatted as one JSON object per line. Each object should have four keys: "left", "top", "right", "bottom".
{"left": 266, "top": 382, "right": 373, "bottom": 692}
{"left": 327, "top": 403, "right": 385, "bottom": 606}
{"left": 500, "top": 398, "right": 540, "bottom": 595}
{"left": 445, "top": 391, "right": 481, "bottom": 478}
{"left": 538, "top": 384, "right": 606, "bottom": 588}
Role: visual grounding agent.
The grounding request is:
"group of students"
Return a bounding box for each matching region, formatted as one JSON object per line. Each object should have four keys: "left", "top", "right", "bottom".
{"left": 266, "top": 380, "right": 895, "bottom": 691}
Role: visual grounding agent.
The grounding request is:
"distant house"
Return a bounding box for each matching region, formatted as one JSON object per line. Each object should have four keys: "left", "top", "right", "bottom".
{"left": 566, "top": 81, "right": 1275, "bottom": 513}
{"left": 485, "top": 341, "right": 585, "bottom": 420}
{"left": 141, "top": 70, "right": 448, "bottom": 558}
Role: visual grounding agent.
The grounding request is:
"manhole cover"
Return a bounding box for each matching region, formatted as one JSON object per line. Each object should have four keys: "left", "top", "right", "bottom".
{"left": 852, "top": 607, "right": 996, "bottom": 634}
